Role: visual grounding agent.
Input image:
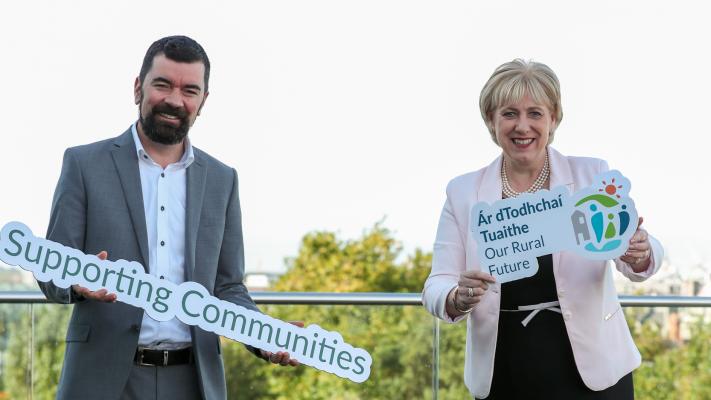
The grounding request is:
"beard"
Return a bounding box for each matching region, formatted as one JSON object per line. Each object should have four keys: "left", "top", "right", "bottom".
{"left": 139, "top": 101, "right": 191, "bottom": 145}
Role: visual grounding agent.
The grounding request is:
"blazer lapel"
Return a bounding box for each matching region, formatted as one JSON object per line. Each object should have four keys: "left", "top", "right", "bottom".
{"left": 547, "top": 146, "right": 574, "bottom": 277}
{"left": 110, "top": 129, "right": 150, "bottom": 270}
{"left": 476, "top": 155, "right": 503, "bottom": 288}
{"left": 185, "top": 154, "right": 207, "bottom": 281}
{"left": 477, "top": 154, "right": 504, "bottom": 205}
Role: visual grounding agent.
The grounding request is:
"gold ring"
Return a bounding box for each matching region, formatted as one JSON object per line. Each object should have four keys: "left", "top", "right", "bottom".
{"left": 467, "top": 287, "right": 475, "bottom": 297}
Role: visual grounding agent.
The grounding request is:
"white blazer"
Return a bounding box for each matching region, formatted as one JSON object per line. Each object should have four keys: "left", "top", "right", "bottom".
{"left": 422, "top": 147, "right": 663, "bottom": 399}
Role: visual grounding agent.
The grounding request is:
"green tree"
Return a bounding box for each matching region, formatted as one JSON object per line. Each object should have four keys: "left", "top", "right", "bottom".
{"left": 626, "top": 308, "right": 711, "bottom": 400}
{"left": 221, "top": 224, "right": 469, "bottom": 399}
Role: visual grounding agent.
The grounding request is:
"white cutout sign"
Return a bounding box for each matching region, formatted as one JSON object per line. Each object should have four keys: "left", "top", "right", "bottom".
{"left": 470, "top": 170, "right": 638, "bottom": 283}
{"left": 0, "top": 222, "right": 372, "bottom": 383}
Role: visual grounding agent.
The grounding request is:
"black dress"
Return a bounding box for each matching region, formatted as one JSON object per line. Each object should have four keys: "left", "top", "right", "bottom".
{"left": 480, "top": 254, "right": 634, "bottom": 400}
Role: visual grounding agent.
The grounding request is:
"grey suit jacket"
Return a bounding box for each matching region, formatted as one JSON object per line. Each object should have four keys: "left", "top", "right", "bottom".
{"left": 39, "top": 128, "right": 260, "bottom": 400}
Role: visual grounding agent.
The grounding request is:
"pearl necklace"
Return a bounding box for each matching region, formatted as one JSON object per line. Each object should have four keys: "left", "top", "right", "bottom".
{"left": 501, "top": 152, "right": 549, "bottom": 198}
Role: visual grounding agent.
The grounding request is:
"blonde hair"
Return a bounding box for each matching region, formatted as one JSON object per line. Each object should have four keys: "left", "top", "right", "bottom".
{"left": 479, "top": 59, "right": 563, "bottom": 145}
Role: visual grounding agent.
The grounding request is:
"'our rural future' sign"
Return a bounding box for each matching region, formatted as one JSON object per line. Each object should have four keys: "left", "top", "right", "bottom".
{"left": 470, "top": 170, "right": 638, "bottom": 283}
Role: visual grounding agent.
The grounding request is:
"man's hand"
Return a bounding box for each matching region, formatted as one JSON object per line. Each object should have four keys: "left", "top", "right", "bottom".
{"left": 71, "top": 251, "right": 117, "bottom": 302}
{"left": 259, "top": 321, "right": 304, "bottom": 366}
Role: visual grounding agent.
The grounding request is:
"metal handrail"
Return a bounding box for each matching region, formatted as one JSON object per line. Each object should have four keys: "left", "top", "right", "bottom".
{"left": 1, "top": 291, "right": 711, "bottom": 307}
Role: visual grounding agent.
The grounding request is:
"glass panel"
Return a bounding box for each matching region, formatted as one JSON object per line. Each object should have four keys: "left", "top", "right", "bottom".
{"left": 3, "top": 301, "right": 436, "bottom": 399}
{"left": 30, "top": 303, "right": 72, "bottom": 399}
{"left": 0, "top": 303, "right": 33, "bottom": 399}
{"left": 5, "top": 298, "right": 711, "bottom": 399}
{"left": 436, "top": 316, "right": 471, "bottom": 398}
{"left": 222, "top": 304, "right": 436, "bottom": 399}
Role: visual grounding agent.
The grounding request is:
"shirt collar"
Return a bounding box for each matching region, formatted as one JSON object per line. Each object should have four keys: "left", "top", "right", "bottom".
{"left": 131, "top": 121, "right": 195, "bottom": 169}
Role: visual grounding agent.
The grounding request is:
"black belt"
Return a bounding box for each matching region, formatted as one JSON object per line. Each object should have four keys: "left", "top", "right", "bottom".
{"left": 134, "top": 347, "right": 193, "bottom": 367}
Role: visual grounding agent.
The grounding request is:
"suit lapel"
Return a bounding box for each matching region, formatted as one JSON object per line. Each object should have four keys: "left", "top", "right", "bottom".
{"left": 110, "top": 129, "right": 150, "bottom": 270}
{"left": 185, "top": 154, "right": 207, "bottom": 281}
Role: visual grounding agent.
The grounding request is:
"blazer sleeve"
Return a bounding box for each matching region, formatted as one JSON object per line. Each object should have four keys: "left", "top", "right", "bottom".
{"left": 38, "top": 148, "right": 86, "bottom": 304}
{"left": 422, "top": 180, "right": 469, "bottom": 324}
{"left": 214, "top": 168, "right": 265, "bottom": 358}
{"left": 214, "top": 168, "right": 259, "bottom": 312}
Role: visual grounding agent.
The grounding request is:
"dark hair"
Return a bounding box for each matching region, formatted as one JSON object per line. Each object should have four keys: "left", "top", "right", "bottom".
{"left": 139, "top": 35, "right": 211, "bottom": 92}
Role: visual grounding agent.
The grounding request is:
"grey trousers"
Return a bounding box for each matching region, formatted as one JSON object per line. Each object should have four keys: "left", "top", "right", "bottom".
{"left": 120, "top": 363, "right": 202, "bottom": 400}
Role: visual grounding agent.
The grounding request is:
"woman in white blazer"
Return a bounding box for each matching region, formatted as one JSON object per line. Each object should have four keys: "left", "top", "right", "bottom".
{"left": 422, "top": 59, "right": 663, "bottom": 399}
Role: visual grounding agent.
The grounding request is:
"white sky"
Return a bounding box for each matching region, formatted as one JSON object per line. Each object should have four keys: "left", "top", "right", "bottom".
{"left": 1, "top": 0, "right": 709, "bottom": 274}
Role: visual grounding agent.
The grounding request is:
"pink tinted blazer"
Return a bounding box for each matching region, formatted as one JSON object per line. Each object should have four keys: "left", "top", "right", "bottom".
{"left": 422, "top": 146, "right": 663, "bottom": 398}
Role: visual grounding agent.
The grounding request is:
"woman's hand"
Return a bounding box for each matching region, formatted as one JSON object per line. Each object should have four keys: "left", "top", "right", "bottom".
{"left": 446, "top": 271, "right": 497, "bottom": 317}
{"left": 620, "top": 217, "right": 652, "bottom": 273}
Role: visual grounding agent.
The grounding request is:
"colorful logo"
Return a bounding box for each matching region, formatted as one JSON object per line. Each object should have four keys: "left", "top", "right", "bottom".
{"left": 570, "top": 176, "right": 635, "bottom": 254}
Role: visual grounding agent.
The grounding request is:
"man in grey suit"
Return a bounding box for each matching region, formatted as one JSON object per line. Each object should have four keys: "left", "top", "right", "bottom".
{"left": 39, "top": 35, "right": 298, "bottom": 400}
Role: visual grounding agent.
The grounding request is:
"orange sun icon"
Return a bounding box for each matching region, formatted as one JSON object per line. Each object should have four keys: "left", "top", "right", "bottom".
{"left": 598, "top": 178, "right": 623, "bottom": 198}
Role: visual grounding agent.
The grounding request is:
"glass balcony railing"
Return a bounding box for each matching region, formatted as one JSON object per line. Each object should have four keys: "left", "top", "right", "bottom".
{"left": 1, "top": 292, "right": 710, "bottom": 399}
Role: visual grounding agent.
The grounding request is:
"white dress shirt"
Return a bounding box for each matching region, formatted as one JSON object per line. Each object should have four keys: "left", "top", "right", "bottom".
{"left": 131, "top": 123, "right": 194, "bottom": 349}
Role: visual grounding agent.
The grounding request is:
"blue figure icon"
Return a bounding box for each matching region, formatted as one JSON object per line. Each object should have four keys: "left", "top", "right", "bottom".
{"left": 590, "top": 204, "right": 603, "bottom": 242}
{"left": 619, "top": 204, "right": 630, "bottom": 235}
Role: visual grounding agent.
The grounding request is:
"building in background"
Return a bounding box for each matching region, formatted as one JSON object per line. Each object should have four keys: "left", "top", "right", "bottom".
{"left": 614, "top": 257, "right": 710, "bottom": 343}
{"left": 245, "top": 271, "right": 282, "bottom": 291}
